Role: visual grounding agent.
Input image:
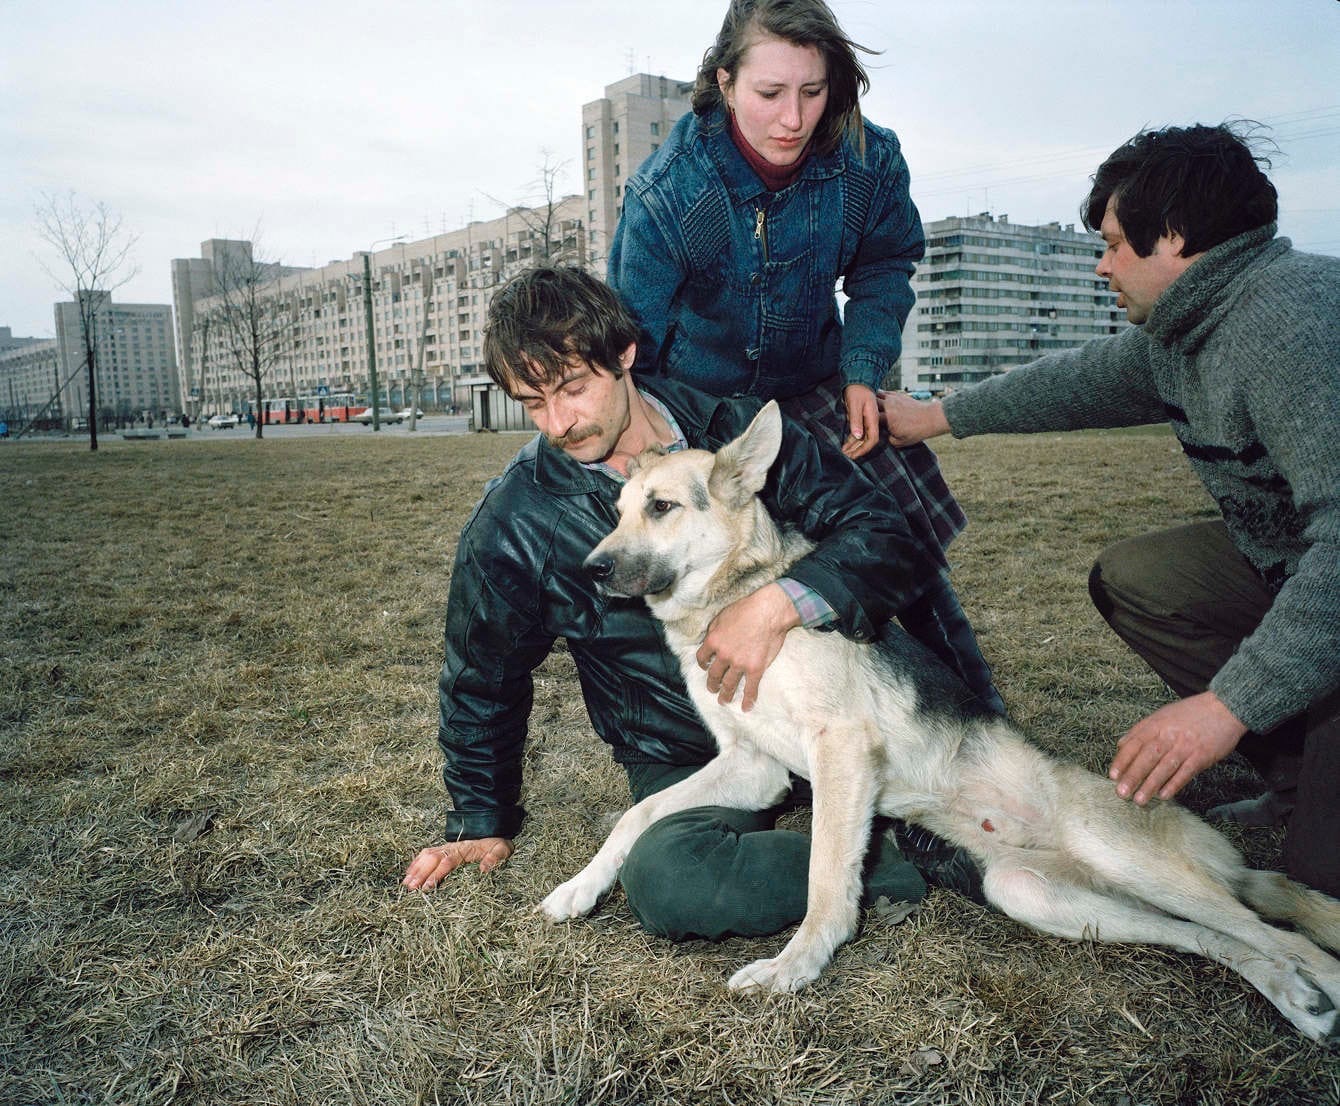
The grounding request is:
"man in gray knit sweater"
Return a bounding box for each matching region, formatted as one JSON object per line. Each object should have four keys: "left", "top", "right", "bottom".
{"left": 882, "top": 123, "right": 1340, "bottom": 897}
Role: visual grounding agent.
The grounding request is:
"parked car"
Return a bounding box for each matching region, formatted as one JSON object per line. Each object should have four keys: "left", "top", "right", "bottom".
{"left": 207, "top": 413, "right": 239, "bottom": 429}
{"left": 351, "top": 406, "right": 403, "bottom": 425}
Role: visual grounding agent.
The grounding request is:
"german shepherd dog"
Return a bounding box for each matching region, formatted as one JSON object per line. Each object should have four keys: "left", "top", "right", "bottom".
{"left": 539, "top": 401, "right": 1340, "bottom": 1042}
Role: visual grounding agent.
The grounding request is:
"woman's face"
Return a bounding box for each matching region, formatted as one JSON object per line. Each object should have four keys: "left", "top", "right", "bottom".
{"left": 718, "top": 33, "right": 828, "bottom": 167}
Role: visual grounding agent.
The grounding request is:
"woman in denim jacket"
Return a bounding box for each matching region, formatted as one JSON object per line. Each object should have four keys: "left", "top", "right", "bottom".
{"left": 608, "top": 0, "right": 1002, "bottom": 712}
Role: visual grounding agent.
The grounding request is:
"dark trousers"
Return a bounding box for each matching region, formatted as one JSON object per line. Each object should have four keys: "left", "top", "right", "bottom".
{"left": 1088, "top": 520, "right": 1340, "bottom": 896}
{"left": 618, "top": 762, "right": 926, "bottom": 941}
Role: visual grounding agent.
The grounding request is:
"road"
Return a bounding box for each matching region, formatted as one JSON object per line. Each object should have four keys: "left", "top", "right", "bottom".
{"left": 163, "top": 414, "right": 476, "bottom": 440}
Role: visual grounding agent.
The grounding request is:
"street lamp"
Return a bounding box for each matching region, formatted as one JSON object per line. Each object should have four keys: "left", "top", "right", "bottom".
{"left": 362, "top": 234, "right": 406, "bottom": 431}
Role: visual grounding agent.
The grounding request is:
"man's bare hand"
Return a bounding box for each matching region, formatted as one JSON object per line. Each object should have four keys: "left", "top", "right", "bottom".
{"left": 696, "top": 582, "right": 800, "bottom": 711}
{"left": 402, "top": 838, "right": 513, "bottom": 890}
{"left": 842, "top": 383, "right": 881, "bottom": 459}
{"left": 877, "top": 391, "right": 950, "bottom": 447}
{"left": 1108, "top": 692, "right": 1247, "bottom": 805}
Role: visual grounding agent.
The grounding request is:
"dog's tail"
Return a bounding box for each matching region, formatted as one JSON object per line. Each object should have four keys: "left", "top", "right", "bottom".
{"left": 1236, "top": 868, "right": 1340, "bottom": 953}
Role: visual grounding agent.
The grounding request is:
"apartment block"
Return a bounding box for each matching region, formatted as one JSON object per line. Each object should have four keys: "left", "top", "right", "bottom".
{"left": 0, "top": 337, "right": 60, "bottom": 425}
{"left": 582, "top": 73, "right": 694, "bottom": 271}
{"left": 52, "top": 297, "right": 179, "bottom": 421}
{"left": 180, "top": 198, "right": 587, "bottom": 417}
{"left": 170, "top": 240, "right": 307, "bottom": 415}
{"left": 899, "top": 213, "right": 1125, "bottom": 392}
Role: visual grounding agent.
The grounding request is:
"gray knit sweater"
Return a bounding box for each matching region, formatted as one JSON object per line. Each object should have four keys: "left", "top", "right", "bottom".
{"left": 943, "top": 225, "right": 1340, "bottom": 734}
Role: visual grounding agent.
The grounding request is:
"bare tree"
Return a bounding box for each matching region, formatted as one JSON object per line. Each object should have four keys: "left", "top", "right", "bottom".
{"left": 483, "top": 151, "right": 583, "bottom": 268}
{"left": 34, "top": 192, "right": 139, "bottom": 451}
{"left": 209, "top": 238, "right": 293, "bottom": 440}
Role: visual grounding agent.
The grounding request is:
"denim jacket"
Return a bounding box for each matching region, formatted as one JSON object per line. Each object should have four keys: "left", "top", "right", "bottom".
{"left": 609, "top": 106, "right": 925, "bottom": 399}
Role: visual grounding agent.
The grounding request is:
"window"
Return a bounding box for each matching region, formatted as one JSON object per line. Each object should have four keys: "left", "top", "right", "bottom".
{"left": 650, "top": 122, "right": 660, "bottom": 136}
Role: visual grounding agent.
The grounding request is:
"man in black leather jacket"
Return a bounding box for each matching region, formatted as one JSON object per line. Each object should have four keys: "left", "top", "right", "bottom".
{"left": 402, "top": 266, "right": 992, "bottom": 937}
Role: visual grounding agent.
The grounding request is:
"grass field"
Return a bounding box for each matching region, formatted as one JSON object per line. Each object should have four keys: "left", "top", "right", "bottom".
{"left": 2, "top": 428, "right": 1335, "bottom": 1106}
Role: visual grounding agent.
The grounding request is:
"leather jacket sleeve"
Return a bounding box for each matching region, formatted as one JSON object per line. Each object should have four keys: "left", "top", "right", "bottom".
{"left": 436, "top": 493, "right": 556, "bottom": 841}
{"left": 690, "top": 386, "right": 926, "bottom": 642}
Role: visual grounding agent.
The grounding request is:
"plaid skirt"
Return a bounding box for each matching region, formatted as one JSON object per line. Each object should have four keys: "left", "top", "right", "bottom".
{"left": 777, "top": 376, "right": 966, "bottom": 568}
{"left": 778, "top": 377, "right": 1002, "bottom": 712}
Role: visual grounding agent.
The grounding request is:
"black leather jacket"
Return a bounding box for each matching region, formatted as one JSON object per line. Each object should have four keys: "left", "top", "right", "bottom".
{"left": 437, "top": 379, "right": 931, "bottom": 841}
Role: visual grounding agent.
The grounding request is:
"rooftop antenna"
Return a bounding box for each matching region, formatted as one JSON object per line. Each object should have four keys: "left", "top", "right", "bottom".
{"left": 625, "top": 47, "right": 635, "bottom": 75}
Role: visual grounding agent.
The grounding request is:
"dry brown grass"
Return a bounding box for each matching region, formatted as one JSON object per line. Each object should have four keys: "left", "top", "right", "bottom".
{"left": 2, "top": 428, "right": 1336, "bottom": 1106}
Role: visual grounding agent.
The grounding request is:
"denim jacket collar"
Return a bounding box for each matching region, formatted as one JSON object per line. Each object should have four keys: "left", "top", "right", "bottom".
{"left": 699, "top": 106, "right": 845, "bottom": 206}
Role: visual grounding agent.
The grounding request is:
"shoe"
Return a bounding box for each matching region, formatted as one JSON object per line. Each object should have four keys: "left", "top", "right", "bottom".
{"left": 1207, "top": 790, "right": 1295, "bottom": 828}
{"left": 888, "top": 819, "right": 987, "bottom": 906}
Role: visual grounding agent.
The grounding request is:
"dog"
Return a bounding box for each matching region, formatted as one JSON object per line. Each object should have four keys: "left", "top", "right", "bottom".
{"left": 538, "top": 400, "right": 1340, "bottom": 1042}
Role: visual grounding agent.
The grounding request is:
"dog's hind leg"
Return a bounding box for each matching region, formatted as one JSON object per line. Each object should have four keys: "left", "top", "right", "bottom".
{"left": 538, "top": 746, "right": 790, "bottom": 922}
{"left": 1058, "top": 815, "right": 1340, "bottom": 1025}
{"left": 1236, "top": 868, "right": 1340, "bottom": 954}
{"left": 729, "top": 724, "right": 880, "bottom": 994}
{"left": 985, "top": 863, "right": 1340, "bottom": 1042}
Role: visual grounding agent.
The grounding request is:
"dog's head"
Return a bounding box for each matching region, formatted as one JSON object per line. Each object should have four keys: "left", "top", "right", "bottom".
{"left": 583, "top": 400, "right": 784, "bottom": 607}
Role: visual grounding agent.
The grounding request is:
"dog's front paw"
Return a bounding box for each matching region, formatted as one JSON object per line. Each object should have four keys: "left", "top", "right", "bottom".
{"left": 537, "top": 876, "right": 602, "bottom": 922}
{"left": 727, "top": 955, "right": 817, "bottom": 994}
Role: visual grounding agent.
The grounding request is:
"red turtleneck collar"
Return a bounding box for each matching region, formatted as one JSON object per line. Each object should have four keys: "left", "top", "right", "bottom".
{"left": 728, "top": 110, "right": 812, "bottom": 192}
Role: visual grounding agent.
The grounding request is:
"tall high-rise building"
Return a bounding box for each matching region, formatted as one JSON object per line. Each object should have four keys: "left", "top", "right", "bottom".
{"left": 899, "top": 213, "right": 1126, "bottom": 392}
{"left": 581, "top": 74, "right": 694, "bottom": 271}
{"left": 53, "top": 296, "right": 179, "bottom": 421}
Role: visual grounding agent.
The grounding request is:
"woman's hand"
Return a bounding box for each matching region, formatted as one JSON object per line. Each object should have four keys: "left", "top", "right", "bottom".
{"left": 841, "top": 383, "right": 881, "bottom": 459}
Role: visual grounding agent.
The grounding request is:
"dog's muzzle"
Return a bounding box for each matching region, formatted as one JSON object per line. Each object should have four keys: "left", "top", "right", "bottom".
{"left": 585, "top": 554, "right": 616, "bottom": 582}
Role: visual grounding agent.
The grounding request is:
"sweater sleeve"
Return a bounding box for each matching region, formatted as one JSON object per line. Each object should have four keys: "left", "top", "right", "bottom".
{"left": 1206, "top": 267, "right": 1340, "bottom": 731}
{"left": 943, "top": 326, "right": 1165, "bottom": 437}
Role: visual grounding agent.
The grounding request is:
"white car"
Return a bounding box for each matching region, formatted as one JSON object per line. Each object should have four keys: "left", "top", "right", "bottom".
{"left": 207, "top": 413, "right": 239, "bottom": 429}
{"left": 352, "top": 406, "right": 404, "bottom": 425}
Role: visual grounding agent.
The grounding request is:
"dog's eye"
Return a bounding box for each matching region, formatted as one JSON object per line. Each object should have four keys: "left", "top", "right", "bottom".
{"left": 650, "top": 499, "right": 677, "bottom": 516}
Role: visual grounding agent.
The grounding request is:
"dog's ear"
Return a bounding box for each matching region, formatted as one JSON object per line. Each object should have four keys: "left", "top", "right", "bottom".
{"left": 627, "top": 443, "right": 666, "bottom": 478}
{"left": 709, "top": 400, "right": 783, "bottom": 508}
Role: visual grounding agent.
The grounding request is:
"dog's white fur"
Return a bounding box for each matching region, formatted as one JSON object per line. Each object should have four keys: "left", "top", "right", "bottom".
{"left": 539, "top": 401, "right": 1340, "bottom": 1042}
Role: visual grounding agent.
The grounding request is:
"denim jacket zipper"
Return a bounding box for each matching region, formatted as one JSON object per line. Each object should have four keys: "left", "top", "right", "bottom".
{"left": 754, "top": 208, "right": 769, "bottom": 262}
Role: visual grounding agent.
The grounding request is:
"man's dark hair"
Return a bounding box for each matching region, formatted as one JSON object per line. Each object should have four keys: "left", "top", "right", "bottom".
{"left": 1082, "top": 122, "right": 1278, "bottom": 257}
{"left": 692, "top": 0, "right": 874, "bottom": 158}
{"left": 483, "top": 266, "right": 640, "bottom": 394}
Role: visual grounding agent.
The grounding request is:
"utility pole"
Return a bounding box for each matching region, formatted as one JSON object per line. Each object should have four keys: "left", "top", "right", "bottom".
{"left": 361, "top": 236, "right": 406, "bottom": 432}
{"left": 362, "top": 250, "right": 381, "bottom": 432}
{"left": 409, "top": 269, "right": 433, "bottom": 432}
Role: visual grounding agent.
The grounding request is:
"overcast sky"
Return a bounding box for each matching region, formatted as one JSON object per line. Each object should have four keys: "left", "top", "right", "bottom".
{"left": 3, "top": 0, "right": 1337, "bottom": 339}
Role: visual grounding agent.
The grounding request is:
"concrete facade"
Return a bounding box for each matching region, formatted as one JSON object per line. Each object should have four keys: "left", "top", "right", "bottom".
{"left": 169, "top": 240, "right": 304, "bottom": 417}
{"left": 0, "top": 338, "right": 60, "bottom": 425}
{"left": 581, "top": 73, "right": 694, "bottom": 271}
{"left": 51, "top": 297, "right": 179, "bottom": 422}
{"left": 181, "top": 199, "right": 587, "bottom": 417}
{"left": 900, "top": 213, "right": 1125, "bottom": 391}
